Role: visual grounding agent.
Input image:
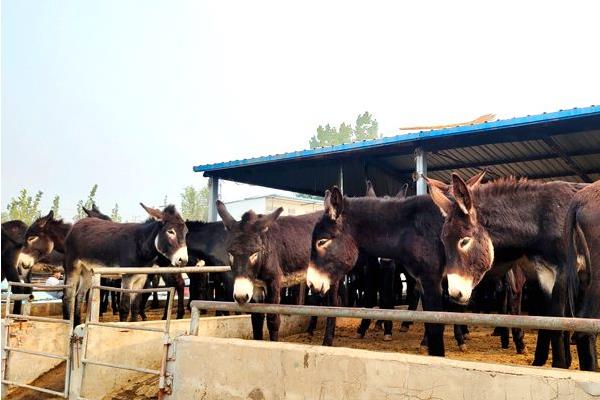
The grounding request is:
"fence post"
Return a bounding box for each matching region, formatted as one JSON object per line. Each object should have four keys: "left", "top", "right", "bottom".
{"left": 89, "top": 273, "right": 102, "bottom": 323}
{"left": 190, "top": 306, "right": 200, "bottom": 336}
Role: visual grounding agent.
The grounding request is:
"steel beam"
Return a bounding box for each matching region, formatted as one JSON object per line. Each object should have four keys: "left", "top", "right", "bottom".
{"left": 415, "top": 148, "right": 428, "bottom": 195}
{"left": 542, "top": 137, "right": 593, "bottom": 182}
{"left": 207, "top": 177, "right": 219, "bottom": 222}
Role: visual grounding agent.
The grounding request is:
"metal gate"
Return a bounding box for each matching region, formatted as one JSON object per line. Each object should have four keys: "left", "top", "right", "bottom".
{"left": 1, "top": 281, "right": 75, "bottom": 398}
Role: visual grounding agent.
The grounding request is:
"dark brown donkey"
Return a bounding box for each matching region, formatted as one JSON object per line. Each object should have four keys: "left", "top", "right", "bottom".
{"left": 63, "top": 204, "right": 188, "bottom": 326}
{"left": 427, "top": 173, "right": 586, "bottom": 367}
{"left": 215, "top": 201, "right": 330, "bottom": 343}
{"left": 19, "top": 211, "right": 72, "bottom": 269}
{"left": 307, "top": 187, "right": 448, "bottom": 355}
{"left": 2, "top": 220, "right": 29, "bottom": 314}
{"left": 564, "top": 179, "right": 600, "bottom": 371}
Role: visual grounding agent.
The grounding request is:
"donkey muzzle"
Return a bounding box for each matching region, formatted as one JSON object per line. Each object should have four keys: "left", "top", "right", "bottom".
{"left": 306, "top": 265, "right": 331, "bottom": 295}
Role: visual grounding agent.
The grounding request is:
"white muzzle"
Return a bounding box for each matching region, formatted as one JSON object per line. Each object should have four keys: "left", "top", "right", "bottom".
{"left": 306, "top": 264, "right": 331, "bottom": 295}
{"left": 447, "top": 273, "right": 474, "bottom": 304}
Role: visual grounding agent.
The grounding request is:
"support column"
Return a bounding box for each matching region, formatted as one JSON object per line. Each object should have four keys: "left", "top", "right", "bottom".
{"left": 207, "top": 177, "right": 219, "bottom": 222}
{"left": 415, "top": 148, "right": 428, "bottom": 195}
{"left": 338, "top": 164, "right": 344, "bottom": 194}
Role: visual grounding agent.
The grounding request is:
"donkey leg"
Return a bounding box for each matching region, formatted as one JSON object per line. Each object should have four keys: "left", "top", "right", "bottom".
{"left": 266, "top": 283, "right": 282, "bottom": 341}
{"left": 251, "top": 313, "right": 265, "bottom": 340}
{"left": 576, "top": 333, "right": 598, "bottom": 372}
{"left": 176, "top": 274, "right": 185, "bottom": 319}
{"left": 379, "top": 260, "right": 395, "bottom": 340}
{"left": 357, "top": 259, "right": 378, "bottom": 338}
{"left": 420, "top": 278, "right": 445, "bottom": 357}
{"left": 63, "top": 260, "right": 82, "bottom": 323}
{"left": 322, "top": 280, "right": 340, "bottom": 346}
{"left": 119, "top": 275, "right": 133, "bottom": 321}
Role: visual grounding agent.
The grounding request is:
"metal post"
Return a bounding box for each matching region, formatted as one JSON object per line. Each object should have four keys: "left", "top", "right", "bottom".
{"left": 338, "top": 164, "right": 344, "bottom": 194}
{"left": 89, "top": 274, "right": 101, "bottom": 323}
{"left": 415, "top": 148, "right": 428, "bottom": 195}
{"left": 207, "top": 177, "right": 219, "bottom": 222}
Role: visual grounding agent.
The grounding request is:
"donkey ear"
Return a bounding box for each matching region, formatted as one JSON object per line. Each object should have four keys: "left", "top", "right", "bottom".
{"left": 92, "top": 203, "right": 100, "bottom": 212}
{"left": 216, "top": 200, "right": 237, "bottom": 231}
{"left": 140, "top": 203, "right": 163, "bottom": 221}
{"left": 397, "top": 183, "right": 409, "bottom": 199}
{"left": 451, "top": 174, "right": 473, "bottom": 215}
{"left": 424, "top": 177, "right": 450, "bottom": 193}
{"left": 82, "top": 206, "right": 92, "bottom": 217}
{"left": 428, "top": 185, "right": 453, "bottom": 217}
{"left": 365, "top": 180, "right": 376, "bottom": 197}
{"left": 466, "top": 170, "right": 486, "bottom": 188}
{"left": 37, "top": 210, "right": 54, "bottom": 227}
{"left": 325, "top": 186, "right": 344, "bottom": 220}
{"left": 256, "top": 207, "right": 283, "bottom": 232}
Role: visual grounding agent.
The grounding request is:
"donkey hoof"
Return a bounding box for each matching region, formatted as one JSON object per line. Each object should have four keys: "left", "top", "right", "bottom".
{"left": 459, "top": 344, "right": 468, "bottom": 352}
{"left": 462, "top": 333, "right": 470, "bottom": 341}
{"left": 383, "top": 334, "right": 392, "bottom": 342}
{"left": 517, "top": 346, "right": 528, "bottom": 355}
{"left": 399, "top": 325, "right": 410, "bottom": 333}
{"left": 419, "top": 345, "right": 428, "bottom": 354}
{"left": 354, "top": 332, "right": 365, "bottom": 340}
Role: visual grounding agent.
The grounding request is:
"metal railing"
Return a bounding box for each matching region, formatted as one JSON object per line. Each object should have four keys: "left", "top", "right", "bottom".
{"left": 76, "top": 265, "right": 231, "bottom": 400}
{"left": 189, "top": 301, "right": 600, "bottom": 334}
{"left": 1, "top": 281, "right": 75, "bottom": 399}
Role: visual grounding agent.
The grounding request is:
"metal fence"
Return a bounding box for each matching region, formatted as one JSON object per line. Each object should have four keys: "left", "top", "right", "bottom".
{"left": 189, "top": 300, "right": 600, "bottom": 334}
{"left": 1, "top": 281, "right": 75, "bottom": 399}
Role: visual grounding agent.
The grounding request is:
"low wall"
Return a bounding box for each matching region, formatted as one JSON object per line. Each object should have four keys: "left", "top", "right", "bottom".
{"left": 71, "top": 314, "right": 315, "bottom": 399}
{"left": 166, "top": 336, "right": 600, "bottom": 400}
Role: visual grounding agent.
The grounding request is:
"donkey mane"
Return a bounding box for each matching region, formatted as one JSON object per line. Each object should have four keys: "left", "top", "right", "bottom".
{"left": 473, "top": 176, "right": 543, "bottom": 197}
{"left": 185, "top": 220, "right": 209, "bottom": 229}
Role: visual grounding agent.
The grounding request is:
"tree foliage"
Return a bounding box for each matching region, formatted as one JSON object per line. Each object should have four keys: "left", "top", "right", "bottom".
{"left": 180, "top": 186, "right": 208, "bottom": 221}
{"left": 51, "top": 196, "right": 61, "bottom": 219}
{"left": 309, "top": 112, "right": 379, "bottom": 148}
{"left": 110, "top": 203, "right": 122, "bottom": 222}
{"left": 3, "top": 189, "right": 44, "bottom": 224}
{"left": 75, "top": 184, "right": 99, "bottom": 221}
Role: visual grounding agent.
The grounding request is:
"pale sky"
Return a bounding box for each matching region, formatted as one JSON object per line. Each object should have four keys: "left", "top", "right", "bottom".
{"left": 2, "top": 1, "right": 600, "bottom": 221}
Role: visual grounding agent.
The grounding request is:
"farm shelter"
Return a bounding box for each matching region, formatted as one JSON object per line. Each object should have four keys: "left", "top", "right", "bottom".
{"left": 194, "top": 105, "right": 600, "bottom": 220}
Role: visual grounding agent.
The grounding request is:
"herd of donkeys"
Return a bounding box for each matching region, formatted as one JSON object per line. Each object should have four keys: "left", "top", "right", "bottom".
{"left": 1, "top": 171, "right": 599, "bottom": 372}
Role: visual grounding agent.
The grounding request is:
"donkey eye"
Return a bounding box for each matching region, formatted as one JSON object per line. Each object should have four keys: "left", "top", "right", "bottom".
{"left": 317, "top": 239, "right": 331, "bottom": 248}
{"left": 458, "top": 237, "right": 472, "bottom": 250}
{"left": 249, "top": 252, "right": 259, "bottom": 264}
{"left": 167, "top": 229, "right": 176, "bottom": 236}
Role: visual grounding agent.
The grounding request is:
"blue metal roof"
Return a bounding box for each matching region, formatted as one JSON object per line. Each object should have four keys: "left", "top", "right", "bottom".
{"left": 193, "top": 105, "right": 600, "bottom": 197}
{"left": 194, "top": 105, "right": 600, "bottom": 173}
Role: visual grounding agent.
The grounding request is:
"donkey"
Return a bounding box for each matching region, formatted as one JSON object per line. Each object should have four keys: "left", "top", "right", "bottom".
{"left": 216, "top": 201, "right": 329, "bottom": 343}
{"left": 564, "top": 179, "right": 600, "bottom": 371}
{"left": 427, "top": 173, "right": 587, "bottom": 367}
{"left": 19, "top": 211, "right": 72, "bottom": 269}
{"left": 1, "top": 220, "right": 29, "bottom": 314}
{"left": 63, "top": 204, "right": 188, "bottom": 326}
{"left": 307, "top": 187, "right": 449, "bottom": 355}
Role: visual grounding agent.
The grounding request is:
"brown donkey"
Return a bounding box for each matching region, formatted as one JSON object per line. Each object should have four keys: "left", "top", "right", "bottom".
{"left": 564, "top": 179, "right": 600, "bottom": 371}
{"left": 63, "top": 204, "right": 188, "bottom": 326}
{"left": 427, "top": 173, "right": 586, "bottom": 367}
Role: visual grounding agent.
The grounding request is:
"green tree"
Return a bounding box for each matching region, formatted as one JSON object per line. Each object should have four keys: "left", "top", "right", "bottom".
{"left": 51, "top": 195, "right": 61, "bottom": 219}
{"left": 354, "top": 111, "right": 379, "bottom": 141}
{"left": 3, "top": 189, "right": 44, "bottom": 224}
{"left": 309, "top": 112, "right": 379, "bottom": 149}
{"left": 110, "top": 203, "right": 122, "bottom": 222}
{"left": 180, "top": 186, "right": 208, "bottom": 221}
{"left": 75, "top": 184, "right": 99, "bottom": 220}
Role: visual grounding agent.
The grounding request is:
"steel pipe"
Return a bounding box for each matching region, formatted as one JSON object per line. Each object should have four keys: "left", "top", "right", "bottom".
{"left": 1, "top": 379, "right": 67, "bottom": 398}
{"left": 7, "top": 282, "right": 70, "bottom": 290}
{"left": 90, "top": 266, "right": 230, "bottom": 275}
{"left": 92, "top": 285, "right": 175, "bottom": 294}
{"left": 190, "top": 301, "right": 600, "bottom": 333}
{"left": 6, "top": 314, "right": 71, "bottom": 325}
{"left": 4, "top": 346, "right": 69, "bottom": 360}
{"left": 86, "top": 322, "right": 165, "bottom": 333}
{"left": 81, "top": 358, "right": 160, "bottom": 375}
{"left": 1, "top": 293, "right": 34, "bottom": 301}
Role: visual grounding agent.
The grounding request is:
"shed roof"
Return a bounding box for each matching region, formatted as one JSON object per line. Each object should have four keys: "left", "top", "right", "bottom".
{"left": 194, "top": 106, "right": 600, "bottom": 197}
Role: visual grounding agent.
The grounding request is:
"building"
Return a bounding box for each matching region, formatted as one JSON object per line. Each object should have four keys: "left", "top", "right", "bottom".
{"left": 221, "top": 194, "right": 323, "bottom": 220}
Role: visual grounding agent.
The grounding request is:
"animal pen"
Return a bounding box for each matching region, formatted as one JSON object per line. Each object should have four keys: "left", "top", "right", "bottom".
{"left": 3, "top": 105, "right": 600, "bottom": 399}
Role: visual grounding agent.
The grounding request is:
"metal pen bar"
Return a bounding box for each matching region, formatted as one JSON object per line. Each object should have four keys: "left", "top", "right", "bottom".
{"left": 6, "top": 314, "right": 71, "bottom": 324}
{"left": 1, "top": 294, "right": 34, "bottom": 301}
{"left": 190, "top": 301, "right": 600, "bottom": 334}
{"left": 92, "top": 285, "right": 173, "bottom": 294}
{"left": 86, "top": 322, "right": 166, "bottom": 333}
{"left": 90, "top": 266, "right": 230, "bottom": 275}
{"left": 1, "top": 379, "right": 67, "bottom": 398}
{"left": 4, "top": 346, "right": 69, "bottom": 360}
{"left": 8, "top": 282, "right": 71, "bottom": 290}
{"left": 81, "top": 359, "right": 160, "bottom": 375}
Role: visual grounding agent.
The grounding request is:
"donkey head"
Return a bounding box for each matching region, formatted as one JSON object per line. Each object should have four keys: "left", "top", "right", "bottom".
{"left": 427, "top": 171, "right": 491, "bottom": 304}
{"left": 307, "top": 187, "right": 359, "bottom": 295}
{"left": 20, "top": 211, "right": 60, "bottom": 268}
{"left": 216, "top": 200, "right": 283, "bottom": 304}
{"left": 140, "top": 203, "right": 188, "bottom": 267}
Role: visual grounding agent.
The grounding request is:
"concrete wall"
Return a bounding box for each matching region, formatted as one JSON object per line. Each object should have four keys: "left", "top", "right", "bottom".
{"left": 71, "top": 314, "right": 315, "bottom": 399}
{"left": 2, "top": 319, "right": 70, "bottom": 396}
{"left": 166, "top": 336, "right": 600, "bottom": 400}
